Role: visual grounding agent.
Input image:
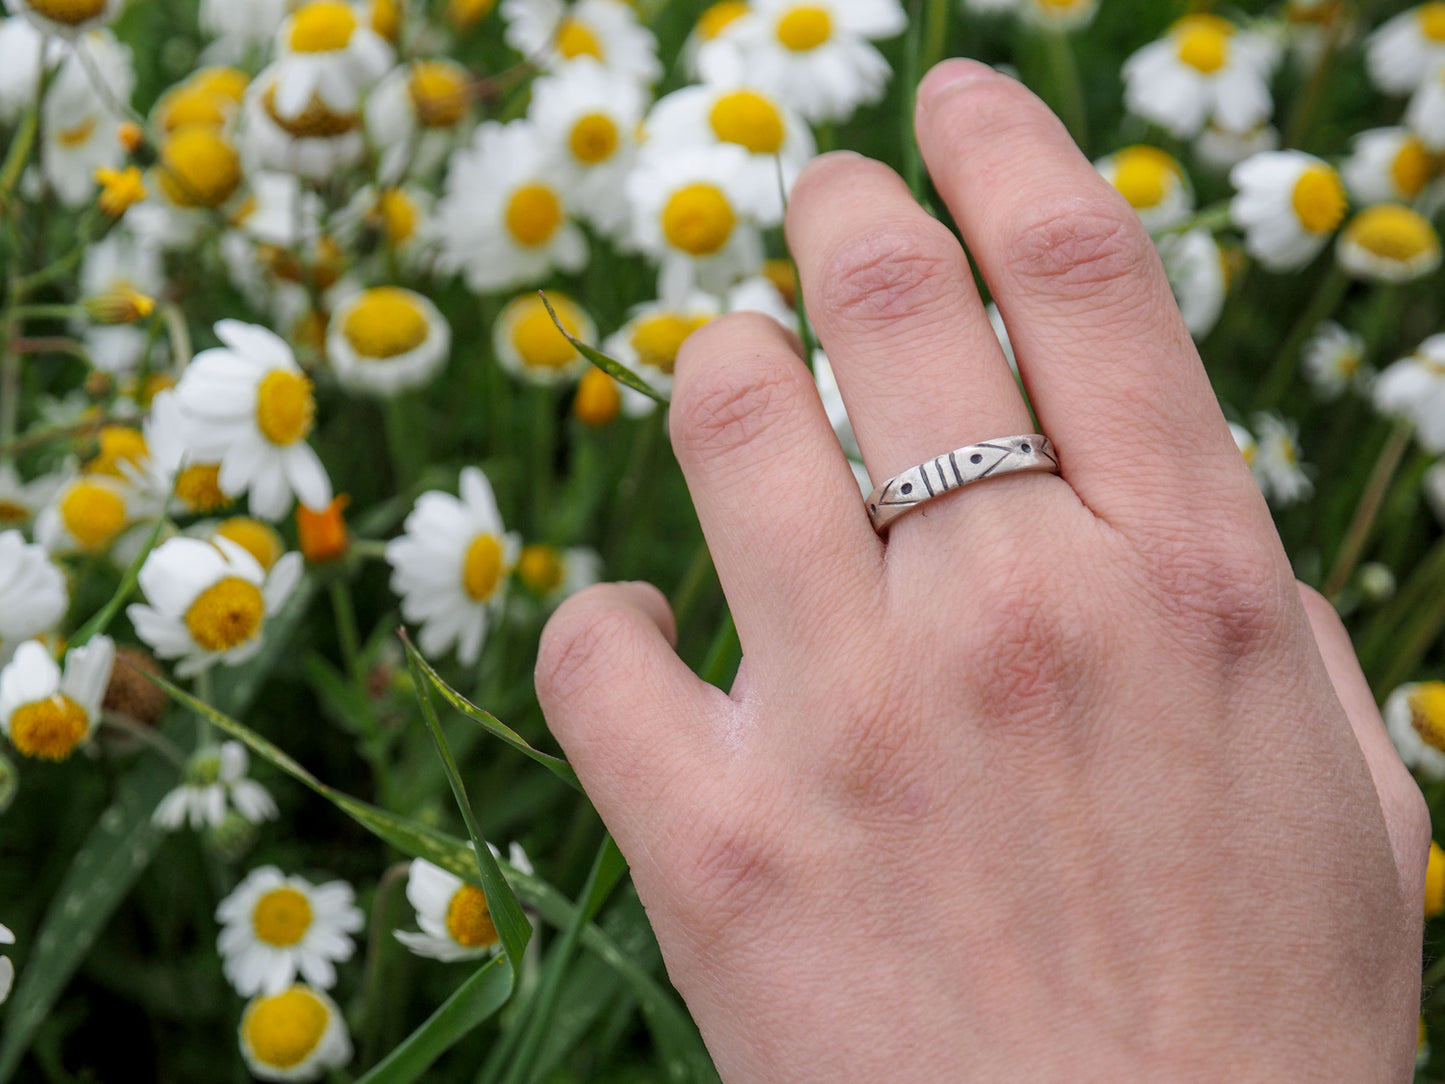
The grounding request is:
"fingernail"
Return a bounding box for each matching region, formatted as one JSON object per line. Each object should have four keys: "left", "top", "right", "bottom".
{"left": 918, "top": 59, "right": 994, "bottom": 109}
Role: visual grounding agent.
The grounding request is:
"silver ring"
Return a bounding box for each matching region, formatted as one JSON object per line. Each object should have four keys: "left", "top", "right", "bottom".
{"left": 865, "top": 434, "right": 1059, "bottom": 534}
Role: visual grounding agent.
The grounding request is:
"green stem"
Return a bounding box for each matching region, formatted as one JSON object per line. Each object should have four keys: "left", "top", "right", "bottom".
{"left": 194, "top": 669, "right": 216, "bottom": 748}
{"left": 0, "top": 110, "right": 37, "bottom": 210}
{"left": 357, "top": 862, "right": 411, "bottom": 1070}
{"left": 1160, "top": 201, "right": 1233, "bottom": 236}
{"left": 99, "top": 713, "right": 187, "bottom": 768}
{"left": 1359, "top": 536, "right": 1445, "bottom": 676}
{"left": 329, "top": 577, "right": 365, "bottom": 686}
{"left": 383, "top": 395, "right": 424, "bottom": 489}
{"left": 531, "top": 386, "right": 555, "bottom": 533}
{"left": 670, "top": 541, "right": 716, "bottom": 629}
{"left": 1038, "top": 26, "right": 1089, "bottom": 153}
{"left": 700, "top": 609, "right": 740, "bottom": 688}
{"left": 1255, "top": 262, "right": 1349, "bottom": 411}
{"left": 1322, "top": 418, "right": 1412, "bottom": 602}
{"left": 11, "top": 303, "right": 81, "bottom": 321}
{"left": 1283, "top": 11, "right": 1347, "bottom": 150}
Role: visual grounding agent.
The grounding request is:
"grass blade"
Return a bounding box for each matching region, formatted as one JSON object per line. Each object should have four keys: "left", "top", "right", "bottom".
{"left": 539, "top": 291, "right": 669, "bottom": 405}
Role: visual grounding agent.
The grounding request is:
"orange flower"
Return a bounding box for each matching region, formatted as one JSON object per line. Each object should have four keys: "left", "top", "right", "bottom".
{"left": 296, "top": 495, "right": 350, "bottom": 563}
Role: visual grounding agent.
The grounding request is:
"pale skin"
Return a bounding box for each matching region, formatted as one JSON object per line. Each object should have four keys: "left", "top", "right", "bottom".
{"left": 535, "top": 60, "right": 1430, "bottom": 1082}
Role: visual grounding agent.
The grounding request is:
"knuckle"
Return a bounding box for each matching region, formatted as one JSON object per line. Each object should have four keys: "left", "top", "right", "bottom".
{"left": 1005, "top": 193, "right": 1154, "bottom": 301}
{"left": 670, "top": 351, "right": 798, "bottom": 460}
{"left": 818, "top": 217, "right": 965, "bottom": 325}
{"left": 822, "top": 700, "right": 933, "bottom": 823}
{"left": 1141, "top": 540, "right": 1292, "bottom": 664}
{"left": 535, "top": 591, "right": 636, "bottom": 709}
{"left": 677, "top": 310, "right": 791, "bottom": 373}
{"left": 668, "top": 810, "right": 785, "bottom": 945}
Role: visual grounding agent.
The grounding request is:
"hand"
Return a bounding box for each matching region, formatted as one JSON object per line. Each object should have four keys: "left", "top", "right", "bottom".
{"left": 535, "top": 59, "right": 1428, "bottom": 1083}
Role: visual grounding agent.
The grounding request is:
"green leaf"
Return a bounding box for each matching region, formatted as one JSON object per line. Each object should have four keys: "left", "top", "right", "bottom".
{"left": 400, "top": 635, "right": 581, "bottom": 793}
{"left": 539, "top": 291, "right": 669, "bottom": 405}
{"left": 355, "top": 956, "right": 513, "bottom": 1084}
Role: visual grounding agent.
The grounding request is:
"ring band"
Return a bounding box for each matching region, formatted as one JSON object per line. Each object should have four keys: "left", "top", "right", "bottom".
{"left": 865, "top": 434, "right": 1059, "bottom": 534}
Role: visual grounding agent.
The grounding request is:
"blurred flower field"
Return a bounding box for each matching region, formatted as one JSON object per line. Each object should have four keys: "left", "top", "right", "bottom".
{"left": 0, "top": 0, "right": 1443, "bottom": 1079}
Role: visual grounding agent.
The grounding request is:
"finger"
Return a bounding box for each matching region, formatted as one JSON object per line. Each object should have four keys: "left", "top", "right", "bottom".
{"left": 1297, "top": 583, "right": 1430, "bottom": 902}
{"left": 536, "top": 581, "right": 731, "bottom": 842}
{"left": 784, "top": 152, "right": 1035, "bottom": 493}
{"left": 669, "top": 312, "right": 883, "bottom": 662}
{"left": 914, "top": 60, "right": 1267, "bottom": 538}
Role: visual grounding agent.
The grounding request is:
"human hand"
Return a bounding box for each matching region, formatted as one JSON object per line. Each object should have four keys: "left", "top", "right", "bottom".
{"left": 535, "top": 59, "right": 1428, "bottom": 1083}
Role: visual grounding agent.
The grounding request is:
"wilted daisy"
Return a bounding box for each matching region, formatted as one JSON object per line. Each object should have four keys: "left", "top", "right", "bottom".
{"left": 432, "top": 120, "right": 588, "bottom": 293}
{"left": 1302, "top": 321, "right": 1368, "bottom": 399}
{"left": 385, "top": 467, "right": 520, "bottom": 666}
{"left": 493, "top": 292, "right": 597, "bottom": 386}
{"left": 1248, "top": 413, "right": 1311, "bottom": 505}
{"left": 0, "top": 531, "right": 68, "bottom": 661}
{"left": 1230, "top": 150, "right": 1347, "bottom": 271}
{"left": 1384, "top": 681, "right": 1445, "bottom": 781}
{"left": 40, "top": 31, "right": 134, "bottom": 207}
{"left": 327, "top": 287, "right": 451, "bottom": 396}
{"left": 239, "top": 984, "right": 352, "bottom": 1082}
{"left": 172, "top": 320, "right": 332, "bottom": 520}
{"left": 7, "top": 0, "right": 122, "bottom": 38}
{"left": 240, "top": 65, "right": 366, "bottom": 182}
{"left": 268, "top": 0, "right": 393, "bottom": 120}
{"left": 1095, "top": 145, "right": 1194, "bottom": 232}
{"left": 602, "top": 292, "right": 719, "bottom": 413}
{"left": 395, "top": 844, "right": 532, "bottom": 962}
{"left": 366, "top": 58, "right": 472, "bottom": 185}
{"left": 697, "top": 0, "right": 907, "bottom": 123}
{"left": 1374, "top": 334, "right": 1445, "bottom": 451}
{"left": 34, "top": 474, "right": 137, "bottom": 555}
{"left": 1337, "top": 203, "right": 1442, "bottom": 282}
{"left": 1121, "top": 14, "right": 1279, "bottom": 139}
{"left": 0, "top": 636, "right": 114, "bottom": 762}
{"left": 154, "top": 741, "right": 278, "bottom": 832}
{"left": 1155, "top": 228, "right": 1227, "bottom": 339}
{"left": 1365, "top": 3, "right": 1445, "bottom": 97}
{"left": 217, "top": 866, "right": 364, "bottom": 996}
{"left": 1405, "top": 66, "right": 1445, "bottom": 151}
{"left": 501, "top": 0, "right": 661, "bottom": 83}
{"left": 1342, "top": 127, "right": 1437, "bottom": 206}
{"left": 127, "top": 536, "right": 303, "bottom": 677}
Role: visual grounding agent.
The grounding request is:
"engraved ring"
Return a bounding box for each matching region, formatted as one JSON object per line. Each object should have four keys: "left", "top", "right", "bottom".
{"left": 865, "top": 435, "right": 1060, "bottom": 534}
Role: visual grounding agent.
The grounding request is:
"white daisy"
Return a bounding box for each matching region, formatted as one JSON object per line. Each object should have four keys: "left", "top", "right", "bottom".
{"left": 1384, "top": 681, "right": 1445, "bottom": 781}
{"left": 602, "top": 291, "right": 720, "bottom": 415}
{"left": 501, "top": 0, "right": 661, "bottom": 84}
{"left": 1249, "top": 412, "right": 1312, "bottom": 505}
{"left": 1230, "top": 150, "right": 1347, "bottom": 270}
{"left": 269, "top": 0, "right": 393, "bottom": 121}
{"left": 0, "top": 636, "right": 114, "bottom": 762}
{"left": 1230, "top": 420, "right": 1258, "bottom": 468}
{"left": 151, "top": 66, "right": 249, "bottom": 135}
{"left": 967, "top": 0, "right": 1097, "bottom": 28}
{"left": 217, "top": 866, "right": 364, "bottom": 996}
{"left": 154, "top": 740, "right": 278, "bottom": 831}
{"left": 1337, "top": 203, "right": 1442, "bottom": 282}
{"left": 77, "top": 230, "right": 165, "bottom": 375}
{"left": 1365, "top": 3, "right": 1445, "bottom": 96}
{"left": 1341, "top": 127, "right": 1437, "bottom": 206}
{"left": 200, "top": 0, "right": 295, "bottom": 49}
{"left": 204, "top": 516, "right": 287, "bottom": 573}
{"left": 0, "top": 531, "right": 68, "bottom": 662}
{"left": 395, "top": 843, "right": 532, "bottom": 962}
{"left": 1094, "top": 145, "right": 1194, "bottom": 232}
{"left": 696, "top": 0, "right": 906, "bottom": 123}
{"left": 172, "top": 320, "right": 333, "bottom": 520}
{"left": 812, "top": 348, "right": 860, "bottom": 459}
{"left": 40, "top": 31, "right": 134, "bottom": 207}
{"left": 0, "top": 923, "right": 13, "bottom": 1005}
{"left": 327, "top": 286, "right": 451, "bottom": 396}
{"left": 1405, "top": 65, "right": 1445, "bottom": 151}
{"left": 332, "top": 184, "right": 434, "bottom": 264}
{"left": 0, "top": 14, "right": 61, "bottom": 123}
{"left": 126, "top": 535, "right": 303, "bottom": 677}
{"left": 0, "top": 464, "right": 63, "bottom": 530}
{"left": 365, "top": 58, "right": 472, "bottom": 185}
{"left": 641, "top": 80, "right": 815, "bottom": 226}
{"left": 682, "top": 0, "right": 754, "bottom": 77}
{"left": 515, "top": 544, "right": 601, "bottom": 605}
{"left": 384, "top": 467, "right": 520, "bottom": 666}
{"left": 239, "top": 64, "right": 367, "bottom": 182}
{"left": 493, "top": 292, "right": 598, "bottom": 387}
{"left": 431, "top": 120, "right": 588, "bottom": 294}
{"left": 1192, "top": 119, "right": 1279, "bottom": 171}
{"left": 34, "top": 473, "right": 138, "bottom": 555}
{"left": 1121, "top": 14, "right": 1279, "bottom": 139}
{"left": 1301, "top": 320, "right": 1368, "bottom": 399}
{"left": 1155, "top": 227, "right": 1227, "bottom": 339}
{"left": 124, "top": 390, "right": 234, "bottom": 516}
{"left": 239, "top": 983, "right": 352, "bottom": 1082}
{"left": 725, "top": 273, "right": 799, "bottom": 329}
{"left": 4, "top": 0, "right": 122, "bottom": 39}
{"left": 1374, "top": 334, "right": 1445, "bottom": 451}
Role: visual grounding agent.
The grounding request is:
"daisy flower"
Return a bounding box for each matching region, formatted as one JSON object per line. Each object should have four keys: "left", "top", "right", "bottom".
{"left": 172, "top": 320, "right": 333, "bottom": 520}
{"left": 0, "top": 464, "right": 63, "bottom": 530}
{"left": 217, "top": 866, "right": 364, "bottom": 996}
{"left": 1154, "top": 228, "right": 1227, "bottom": 339}
{"left": 395, "top": 844, "right": 532, "bottom": 962}
{"left": 1230, "top": 420, "right": 1258, "bottom": 470}
{"left": 199, "top": 0, "right": 294, "bottom": 50}
{"left": 641, "top": 81, "right": 815, "bottom": 226}
{"left": 0, "top": 14, "right": 61, "bottom": 123}
{"left": 0, "top": 531, "right": 68, "bottom": 662}
{"left": 126, "top": 535, "right": 303, "bottom": 677}
{"left": 1405, "top": 66, "right": 1445, "bottom": 151}
{"left": 1341, "top": 127, "right": 1437, "bottom": 206}
{"left": 327, "top": 286, "right": 451, "bottom": 396}
{"left": 1384, "top": 681, "right": 1445, "bottom": 781}
{"left": 385, "top": 467, "right": 520, "bottom": 666}
{"left": 40, "top": 31, "right": 134, "bottom": 207}
{"left": 77, "top": 230, "right": 165, "bottom": 375}
{"left": 154, "top": 740, "right": 278, "bottom": 831}
{"left": 601, "top": 291, "right": 720, "bottom": 414}
{"left": 268, "top": 0, "right": 393, "bottom": 121}
{"left": 1337, "top": 203, "right": 1442, "bottom": 282}
{"left": 5, "top": 0, "right": 122, "bottom": 38}
{"left": 34, "top": 474, "right": 138, "bottom": 555}
{"left": 501, "top": 0, "right": 661, "bottom": 84}
{"left": 1230, "top": 150, "right": 1347, "bottom": 271}
{"left": 207, "top": 517, "right": 287, "bottom": 573}
{"left": 152, "top": 67, "right": 249, "bottom": 135}
{"left": 1374, "top": 334, "right": 1445, "bottom": 451}
{"left": 1121, "top": 14, "right": 1279, "bottom": 139}
{"left": 696, "top": 0, "right": 907, "bottom": 123}
{"left": 239, "top": 983, "right": 352, "bottom": 1082}
{"left": 0, "top": 923, "right": 12, "bottom": 1005}
{"left": 493, "top": 292, "right": 597, "bottom": 386}
{"left": 960, "top": 0, "right": 1097, "bottom": 29}
{"left": 1095, "top": 145, "right": 1194, "bottom": 232}
{"left": 126, "top": 390, "right": 234, "bottom": 516}
{"left": 572, "top": 367, "right": 623, "bottom": 426}
{"left": 0, "top": 636, "right": 114, "bottom": 762}
{"left": 1192, "top": 119, "right": 1279, "bottom": 172}
{"left": 516, "top": 544, "right": 602, "bottom": 605}
{"left": 1248, "top": 413, "right": 1311, "bottom": 505}
{"left": 366, "top": 58, "right": 473, "bottom": 185}
{"left": 682, "top": 0, "right": 753, "bottom": 76}
{"left": 1301, "top": 321, "right": 1368, "bottom": 399}
{"left": 1365, "top": 3, "right": 1445, "bottom": 97}
{"left": 240, "top": 64, "right": 367, "bottom": 182}
{"left": 431, "top": 120, "right": 588, "bottom": 294}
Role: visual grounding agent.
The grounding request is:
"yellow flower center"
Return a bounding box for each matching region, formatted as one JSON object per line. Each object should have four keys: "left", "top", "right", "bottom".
{"left": 506, "top": 294, "right": 586, "bottom": 371}
{"left": 518, "top": 544, "right": 566, "bottom": 594}
{"left": 408, "top": 61, "right": 469, "bottom": 128}
{"left": 1109, "top": 145, "right": 1179, "bottom": 211}
{"left": 371, "top": 0, "right": 402, "bottom": 40}
{"left": 0, "top": 500, "right": 30, "bottom": 525}
{"left": 24, "top": 0, "right": 107, "bottom": 25}
{"left": 252, "top": 887, "right": 314, "bottom": 946}
{"left": 445, "top": 884, "right": 499, "bottom": 947}
{"left": 60, "top": 481, "right": 127, "bottom": 551}
{"left": 709, "top": 90, "right": 785, "bottom": 154}
{"left": 1427, "top": 841, "right": 1445, "bottom": 919}
{"left": 94, "top": 166, "right": 148, "bottom": 217}
{"left": 1173, "top": 14, "right": 1233, "bottom": 74}
{"left": 630, "top": 312, "right": 710, "bottom": 375}
{"left": 9, "top": 695, "right": 90, "bottom": 761}
{"left": 288, "top": 0, "right": 358, "bottom": 52}
{"left": 156, "top": 82, "right": 235, "bottom": 132}
{"left": 185, "top": 576, "right": 266, "bottom": 652}
{"left": 698, "top": 0, "right": 749, "bottom": 40}
{"left": 242, "top": 987, "right": 330, "bottom": 1069}
{"left": 255, "top": 369, "right": 316, "bottom": 447}
{"left": 1410, "top": 682, "right": 1445, "bottom": 754}
{"left": 57, "top": 116, "right": 97, "bottom": 149}
{"left": 214, "top": 518, "right": 284, "bottom": 571}
{"left": 661, "top": 183, "right": 735, "bottom": 256}
{"left": 447, "top": 0, "right": 497, "bottom": 29}
{"left": 1343, "top": 204, "right": 1441, "bottom": 263}
{"left": 763, "top": 257, "right": 798, "bottom": 305}
{"left": 375, "top": 188, "right": 419, "bottom": 245}
{"left": 1290, "top": 164, "right": 1347, "bottom": 235}
{"left": 158, "top": 126, "right": 242, "bottom": 209}
{"left": 194, "top": 66, "right": 250, "bottom": 104}
{"left": 87, "top": 425, "right": 148, "bottom": 477}
{"left": 504, "top": 182, "right": 564, "bottom": 247}
{"left": 262, "top": 84, "right": 361, "bottom": 139}
{"left": 1419, "top": 2, "right": 1445, "bottom": 42}
{"left": 568, "top": 112, "right": 620, "bottom": 165}
{"left": 462, "top": 534, "right": 505, "bottom": 601}
{"left": 1033, "top": 0, "right": 1088, "bottom": 9}
{"left": 342, "top": 287, "right": 431, "bottom": 359}
{"left": 775, "top": 4, "right": 832, "bottom": 51}
{"left": 555, "top": 17, "right": 604, "bottom": 59}
{"left": 1391, "top": 136, "right": 1433, "bottom": 199}
{"left": 573, "top": 367, "right": 621, "bottom": 425}
{"left": 176, "top": 463, "right": 231, "bottom": 513}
